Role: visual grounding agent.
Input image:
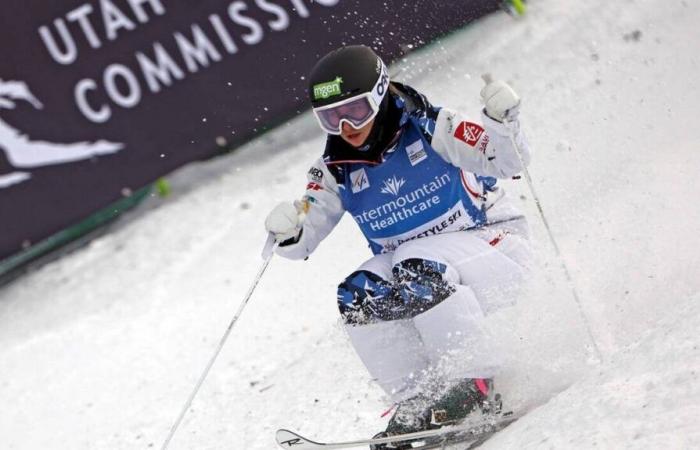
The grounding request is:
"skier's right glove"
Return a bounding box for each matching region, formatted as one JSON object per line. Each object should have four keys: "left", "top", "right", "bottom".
{"left": 265, "top": 201, "right": 304, "bottom": 244}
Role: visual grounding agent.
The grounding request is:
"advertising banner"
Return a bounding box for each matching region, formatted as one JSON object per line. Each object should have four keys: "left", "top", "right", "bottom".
{"left": 0, "top": 0, "right": 500, "bottom": 263}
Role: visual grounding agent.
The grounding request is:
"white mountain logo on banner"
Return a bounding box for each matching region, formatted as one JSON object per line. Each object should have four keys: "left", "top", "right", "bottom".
{"left": 0, "top": 79, "right": 124, "bottom": 189}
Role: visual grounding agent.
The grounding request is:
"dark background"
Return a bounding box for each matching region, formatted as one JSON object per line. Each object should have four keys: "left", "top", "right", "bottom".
{"left": 0, "top": 0, "right": 500, "bottom": 261}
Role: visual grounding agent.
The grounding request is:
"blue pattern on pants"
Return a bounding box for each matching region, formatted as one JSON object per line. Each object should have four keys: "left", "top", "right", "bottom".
{"left": 337, "top": 259, "right": 456, "bottom": 324}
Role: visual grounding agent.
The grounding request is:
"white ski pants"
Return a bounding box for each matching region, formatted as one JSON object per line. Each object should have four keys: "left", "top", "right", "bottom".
{"left": 342, "top": 225, "right": 530, "bottom": 401}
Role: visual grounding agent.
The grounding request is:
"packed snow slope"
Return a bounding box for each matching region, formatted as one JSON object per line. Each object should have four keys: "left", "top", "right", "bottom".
{"left": 1, "top": 0, "right": 699, "bottom": 449}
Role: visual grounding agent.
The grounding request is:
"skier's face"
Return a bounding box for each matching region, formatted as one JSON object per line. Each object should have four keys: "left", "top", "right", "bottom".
{"left": 340, "top": 118, "right": 374, "bottom": 148}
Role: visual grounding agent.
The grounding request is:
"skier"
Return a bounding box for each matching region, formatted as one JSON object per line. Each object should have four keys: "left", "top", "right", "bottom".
{"left": 264, "top": 45, "right": 531, "bottom": 443}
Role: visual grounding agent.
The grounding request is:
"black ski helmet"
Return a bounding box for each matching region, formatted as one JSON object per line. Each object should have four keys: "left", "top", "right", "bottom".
{"left": 308, "top": 45, "right": 390, "bottom": 109}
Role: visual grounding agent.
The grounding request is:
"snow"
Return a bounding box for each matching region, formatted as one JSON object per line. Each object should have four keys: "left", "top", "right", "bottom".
{"left": 1, "top": 0, "right": 699, "bottom": 449}
{"left": 484, "top": 294, "right": 700, "bottom": 449}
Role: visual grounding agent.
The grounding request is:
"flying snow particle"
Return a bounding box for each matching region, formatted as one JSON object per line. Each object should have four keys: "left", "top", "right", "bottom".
{"left": 556, "top": 140, "right": 573, "bottom": 152}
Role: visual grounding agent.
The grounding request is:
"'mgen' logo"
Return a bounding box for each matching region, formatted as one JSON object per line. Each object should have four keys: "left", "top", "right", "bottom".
{"left": 350, "top": 168, "right": 370, "bottom": 193}
{"left": 313, "top": 77, "right": 343, "bottom": 100}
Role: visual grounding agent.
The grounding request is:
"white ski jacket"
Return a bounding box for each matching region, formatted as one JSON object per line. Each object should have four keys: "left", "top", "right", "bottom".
{"left": 276, "top": 88, "right": 531, "bottom": 260}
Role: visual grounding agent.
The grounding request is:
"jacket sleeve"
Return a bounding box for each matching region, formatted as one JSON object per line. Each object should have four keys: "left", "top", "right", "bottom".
{"left": 430, "top": 107, "right": 530, "bottom": 178}
{"left": 274, "top": 157, "right": 345, "bottom": 260}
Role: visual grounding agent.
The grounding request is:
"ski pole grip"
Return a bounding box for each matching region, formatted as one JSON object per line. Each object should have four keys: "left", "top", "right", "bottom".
{"left": 261, "top": 232, "right": 277, "bottom": 260}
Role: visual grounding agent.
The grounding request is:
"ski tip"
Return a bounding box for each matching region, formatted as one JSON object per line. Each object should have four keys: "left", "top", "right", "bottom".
{"left": 275, "top": 429, "right": 299, "bottom": 445}
{"left": 276, "top": 429, "right": 316, "bottom": 449}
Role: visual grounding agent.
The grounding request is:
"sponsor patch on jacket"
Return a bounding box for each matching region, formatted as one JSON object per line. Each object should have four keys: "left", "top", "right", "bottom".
{"left": 454, "top": 121, "right": 484, "bottom": 147}
{"left": 350, "top": 168, "right": 370, "bottom": 194}
{"left": 308, "top": 167, "right": 323, "bottom": 182}
{"left": 405, "top": 140, "right": 427, "bottom": 166}
{"left": 306, "top": 182, "right": 323, "bottom": 191}
{"left": 478, "top": 134, "right": 490, "bottom": 154}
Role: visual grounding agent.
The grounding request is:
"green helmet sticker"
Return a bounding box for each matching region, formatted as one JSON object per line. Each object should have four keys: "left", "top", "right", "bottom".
{"left": 313, "top": 77, "right": 343, "bottom": 100}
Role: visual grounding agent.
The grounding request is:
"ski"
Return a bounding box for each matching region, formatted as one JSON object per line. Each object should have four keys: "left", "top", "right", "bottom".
{"left": 456, "top": 415, "right": 520, "bottom": 449}
{"left": 275, "top": 413, "right": 518, "bottom": 450}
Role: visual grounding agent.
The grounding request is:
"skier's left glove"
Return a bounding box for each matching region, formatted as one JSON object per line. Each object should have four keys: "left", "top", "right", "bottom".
{"left": 480, "top": 77, "right": 521, "bottom": 122}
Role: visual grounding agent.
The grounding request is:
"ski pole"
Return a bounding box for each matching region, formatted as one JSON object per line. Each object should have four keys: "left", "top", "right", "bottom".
{"left": 161, "top": 234, "right": 278, "bottom": 450}
{"left": 481, "top": 74, "right": 603, "bottom": 363}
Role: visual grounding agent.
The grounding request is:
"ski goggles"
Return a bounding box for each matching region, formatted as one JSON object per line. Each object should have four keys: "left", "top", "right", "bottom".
{"left": 312, "top": 93, "right": 380, "bottom": 135}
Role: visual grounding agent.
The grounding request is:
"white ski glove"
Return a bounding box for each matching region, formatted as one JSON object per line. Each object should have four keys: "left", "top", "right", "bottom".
{"left": 480, "top": 74, "right": 521, "bottom": 122}
{"left": 265, "top": 201, "right": 304, "bottom": 243}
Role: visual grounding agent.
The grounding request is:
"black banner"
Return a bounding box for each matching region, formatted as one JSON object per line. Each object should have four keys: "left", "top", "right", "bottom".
{"left": 0, "top": 0, "right": 500, "bottom": 261}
